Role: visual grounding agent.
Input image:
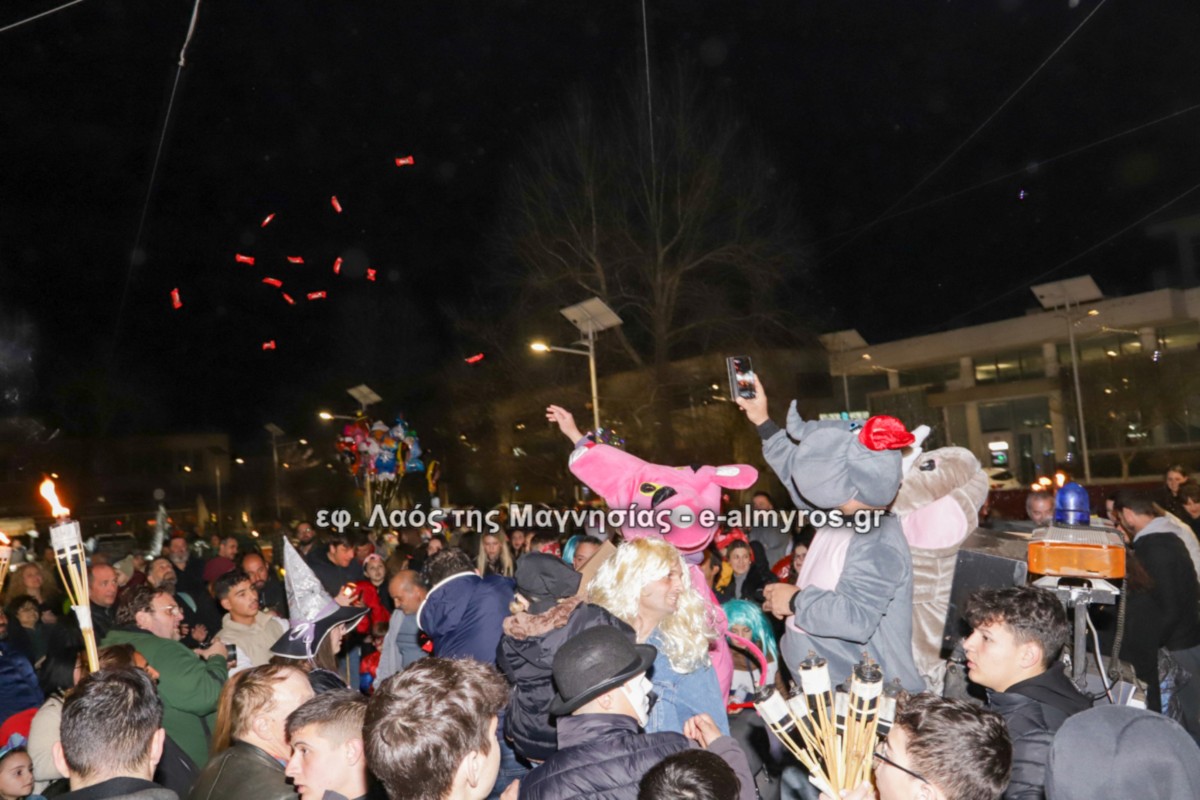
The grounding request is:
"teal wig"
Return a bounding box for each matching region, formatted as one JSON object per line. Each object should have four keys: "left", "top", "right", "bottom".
{"left": 722, "top": 599, "right": 778, "bottom": 660}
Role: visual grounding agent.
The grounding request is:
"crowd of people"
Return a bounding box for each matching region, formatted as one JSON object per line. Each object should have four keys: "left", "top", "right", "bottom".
{"left": 2, "top": 397, "right": 1200, "bottom": 800}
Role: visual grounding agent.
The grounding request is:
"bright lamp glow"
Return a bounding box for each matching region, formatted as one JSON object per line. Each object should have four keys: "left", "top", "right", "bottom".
{"left": 530, "top": 342, "right": 550, "bottom": 353}
{"left": 318, "top": 411, "right": 334, "bottom": 420}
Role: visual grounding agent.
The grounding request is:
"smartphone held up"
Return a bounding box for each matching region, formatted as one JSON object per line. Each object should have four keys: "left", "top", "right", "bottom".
{"left": 727, "top": 356, "right": 756, "bottom": 402}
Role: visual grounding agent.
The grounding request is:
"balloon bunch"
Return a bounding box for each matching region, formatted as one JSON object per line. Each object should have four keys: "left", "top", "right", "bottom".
{"left": 335, "top": 414, "right": 426, "bottom": 511}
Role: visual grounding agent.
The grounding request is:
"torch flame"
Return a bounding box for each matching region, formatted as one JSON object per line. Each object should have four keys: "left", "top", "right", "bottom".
{"left": 39, "top": 478, "right": 70, "bottom": 518}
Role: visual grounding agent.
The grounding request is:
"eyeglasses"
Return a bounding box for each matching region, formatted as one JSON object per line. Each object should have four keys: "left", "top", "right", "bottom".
{"left": 874, "top": 743, "right": 929, "bottom": 785}
{"left": 153, "top": 605, "right": 183, "bottom": 617}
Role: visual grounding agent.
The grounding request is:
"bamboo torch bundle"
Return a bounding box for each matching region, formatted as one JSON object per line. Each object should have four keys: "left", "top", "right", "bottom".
{"left": 39, "top": 479, "right": 99, "bottom": 672}
{"left": 754, "top": 652, "right": 885, "bottom": 796}
{"left": 0, "top": 532, "right": 12, "bottom": 596}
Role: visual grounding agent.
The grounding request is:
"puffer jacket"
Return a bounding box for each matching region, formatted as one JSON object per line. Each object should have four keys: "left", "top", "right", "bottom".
{"left": 497, "top": 597, "right": 630, "bottom": 761}
{"left": 986, "top": 662, "right": 1092, "bottom": 800}
{"left": 518, "top": 714, "right": 690, "bottom": 800}
{"left": 0, "top": 640, "right": 43, "bottom": 723}
{"left": 417, "top": 571, "right": 514, "bottom": 664}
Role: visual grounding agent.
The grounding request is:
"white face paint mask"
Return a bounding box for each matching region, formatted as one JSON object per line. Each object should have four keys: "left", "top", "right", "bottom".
{"left": 620, "top": 674, "right": 653, "bottom": 727}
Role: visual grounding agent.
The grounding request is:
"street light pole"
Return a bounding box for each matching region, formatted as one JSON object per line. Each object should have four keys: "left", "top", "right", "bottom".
{"left": 1065, "top": 298, "right": 1092, "bottom": 483}
{"left": 586, "top": 328, "right": 600, "bottom": 433}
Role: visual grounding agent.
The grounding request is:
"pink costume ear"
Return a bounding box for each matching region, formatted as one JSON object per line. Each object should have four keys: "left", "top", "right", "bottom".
{"left": 567, "top": 443, "right": 650, "bottom": 508}
{"left": 704, "top": 464, "right": 759, "bottom": 490}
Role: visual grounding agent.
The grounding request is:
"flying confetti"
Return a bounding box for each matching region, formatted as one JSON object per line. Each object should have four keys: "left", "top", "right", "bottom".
{"left": 307, "top": 291, "right": 327, "bottom": 301}
{"left": 262, "top": 340, "right": 276, "bottom": 351}
{"left": 262, "top": 277, "right": 283, "bottom": 288}
{"left": 332, "top": 257, "right": 343, "bottom": 275}
{"left": 1018, "top": 189, "right": 1028, "bottom": 200}
{"left": 282, "top": 293, "right": 296, "bottom": 305}
{"left": 170, "top": 288, "right": 182, "bottom": 310}
{"left": 235, "top": 253, "right": 255, "bottom": 265}
{"left": 465, "top": 353, "right": 485, "bottom": 364}
{"left": 287, "top": 256, "right": 305, "bottom": 264}
{"left": 395, "top": 156, "right": 414, "bottom": 167}
{"left": 261, "top": 213, "right": 276, "bottom": 228}
{"left": 366, "top": 268, "right": 377, "bottom": 281}
{"left": 331, "top": 196, "right": 343, "bottom": 213}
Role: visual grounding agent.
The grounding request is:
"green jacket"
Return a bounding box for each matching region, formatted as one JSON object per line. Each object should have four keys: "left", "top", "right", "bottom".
{"left": 103, "top": 626, "right": 228, "bottom": 766}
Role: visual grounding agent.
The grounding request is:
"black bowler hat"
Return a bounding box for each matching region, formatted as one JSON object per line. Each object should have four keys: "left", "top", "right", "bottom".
{"left": 549, "top": 625, "right": 656, "bottom": 716}
{"left": 515, "top": 552, "right": 581, "bottom": 615}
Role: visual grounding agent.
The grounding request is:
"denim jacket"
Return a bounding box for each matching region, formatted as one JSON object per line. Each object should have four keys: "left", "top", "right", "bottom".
{"left": 644, "top": 631, "right": 730, "bottom": 735}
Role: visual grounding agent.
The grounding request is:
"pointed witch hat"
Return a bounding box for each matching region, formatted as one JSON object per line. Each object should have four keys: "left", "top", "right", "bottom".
{"left": 270, "top": 538, "right": 368, "bottom": 660}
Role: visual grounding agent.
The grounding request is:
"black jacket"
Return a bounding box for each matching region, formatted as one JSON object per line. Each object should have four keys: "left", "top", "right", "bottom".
{"left": 519, "top": 715, "right": 755, "bottom": 800}
{"left": 59, "top": 777, "right": 177, "bottom": 800}
{"left": 986, "top": 663, "right": 1091, "bottom": 800}
{"left": 89, "top": 602, "right": 115, "bottom": 643}
{"left": 496, "top": 598, "right": 630, "bottom": 761}
{"left": 518, "top": 715, "right": 690, "bottom": 800}
{"left": 189, "top": 741, "right": 293, "bottom": 800}
{"left": 1133, "top": 527, "right": 1200, "bottom": 652}
{"left": 715, "top": 566, "right": 768, "bottom": 605}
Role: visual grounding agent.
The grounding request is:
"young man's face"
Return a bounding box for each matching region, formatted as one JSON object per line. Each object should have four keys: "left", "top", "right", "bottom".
{"left": 474, "top": 716, "right": 501, "bottom": 800}
{"left": 219, "top": 537, "right": 239, "bottom": 560}
{"left": 874, "top": 724, "right": 929, "bottom": 800}
{"left": 330, "top": 543, "right": 355, "bottom": 568}
{"left": 963, "top": 620, "right": 1027, "bottom": 692}
{"left": 1185, "top": 498, "right": 1200, "bottom": 520}
{"left": 285, "top": 725, "right": 361, "bottom": 800}
{"left": 572, "top": 541, "right": 600, "bottom": 571}
{"left": 221, "top": 579, "right": 260, "bottom": 621}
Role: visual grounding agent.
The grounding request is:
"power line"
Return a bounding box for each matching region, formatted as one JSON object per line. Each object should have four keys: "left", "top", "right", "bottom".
{"left": 0, "top": 0, "right": 87, "bottom": 35}
{"left": 817, "top": 101, "right": 1200, "bottom": 244}
{"left": 923, "top": 176, "right": 1200, "bottom": 335}
{"left": 107, "top": 0, "right": 204, "bottom": 372}
{"left": 818, "top": 0, "right": 1113, "bottom": 265}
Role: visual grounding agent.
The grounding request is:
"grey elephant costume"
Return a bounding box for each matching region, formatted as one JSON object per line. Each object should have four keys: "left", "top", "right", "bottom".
{"left": 755, "top": 402, "right": 924, "bottom": 691}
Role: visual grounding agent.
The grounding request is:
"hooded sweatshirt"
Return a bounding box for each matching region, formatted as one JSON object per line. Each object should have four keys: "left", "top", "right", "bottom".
{"left": 986, "top": 662, "right": 1093, "bottom": 800}
{"left": 217, "top": 611, "right": 287, "bottom": 668}
{"left": 1046, "top": 704, "right": 1200, "bottom": 800}
{"left": 416, "top": 571, "right": 514, "bottom": 663}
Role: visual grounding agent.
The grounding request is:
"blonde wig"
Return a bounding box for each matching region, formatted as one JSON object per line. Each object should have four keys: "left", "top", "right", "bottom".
{"left": 588, "top": 538, "right": 716, "bottom": 674}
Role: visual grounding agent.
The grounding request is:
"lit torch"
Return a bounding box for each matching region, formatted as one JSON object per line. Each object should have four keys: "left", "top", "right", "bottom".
{"left": 40, "top": 478, "right": 99, "bottom": 672}
{"left": 0, "top": 532, "right": 11, "bottom": 596}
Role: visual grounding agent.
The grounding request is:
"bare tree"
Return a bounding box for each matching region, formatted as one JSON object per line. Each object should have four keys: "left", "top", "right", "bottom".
{"left": 1074, "top": 351, "right": 1200, "bottom": 478}
{"left": 497, "top": 66, "right": 809, "bottom": 456}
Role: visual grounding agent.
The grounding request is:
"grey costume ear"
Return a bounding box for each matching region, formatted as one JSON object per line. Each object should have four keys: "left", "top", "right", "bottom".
{"left": 786, "top": 400, "right": 806, "bottom": 439}
{"left": 785, "top": 400, "right": 856, "bottom": 441}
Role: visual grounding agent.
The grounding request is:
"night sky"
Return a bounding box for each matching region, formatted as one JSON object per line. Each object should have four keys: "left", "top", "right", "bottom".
{"left": 3, "top": 0, "right": 1199, "bottom": 449}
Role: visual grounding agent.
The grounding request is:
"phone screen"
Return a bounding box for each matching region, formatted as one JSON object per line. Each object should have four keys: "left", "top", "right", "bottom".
{"left": 727, "top": 356, "right": 756, "bottom": 401}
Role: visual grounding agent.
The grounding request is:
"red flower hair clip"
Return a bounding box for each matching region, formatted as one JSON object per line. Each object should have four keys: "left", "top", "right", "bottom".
{"left": 858, "top": 415, "right": 915, "bottom": 451}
